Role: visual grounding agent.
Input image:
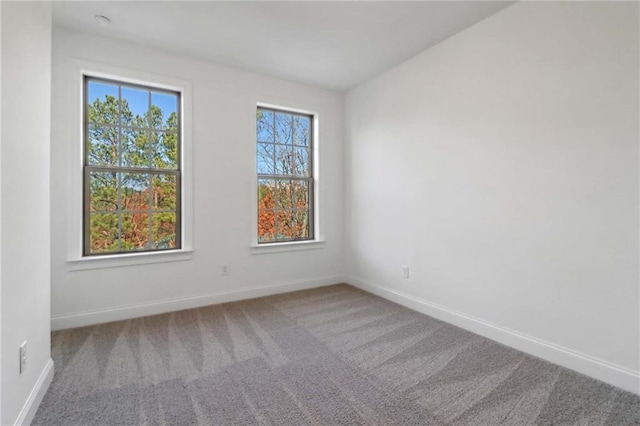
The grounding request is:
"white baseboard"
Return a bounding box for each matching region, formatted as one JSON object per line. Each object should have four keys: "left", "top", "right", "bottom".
{"left": 51, "top": 276, "right": 345, "bottom": 331}
{"left": 346, "top": 276, "right": 640, "bottom": 396}
{"left": 14, "top": 358, "right": 54, "bottom": 426}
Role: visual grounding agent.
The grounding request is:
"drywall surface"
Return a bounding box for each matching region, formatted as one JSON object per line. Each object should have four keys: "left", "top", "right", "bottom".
{"left": 50, "top": 29, "right": 344, "bottom": 324}
{"left": 346, "top": 1, "right": 639, "bottom": 378}
{"left": 0, "top": 2, "right": 3, "bottom": 423}
{"left": 1, "top": 2, "right": 52, "bottom": 423}
{"left": 0, "top": 2, "right": 3, "bottom": 422}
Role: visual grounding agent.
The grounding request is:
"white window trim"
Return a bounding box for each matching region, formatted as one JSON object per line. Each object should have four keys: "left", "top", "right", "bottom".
{"left": 250, "top": 240, "right": 326, "bottom": 255}
{"left": 68, "top": 249, "right": 194, "bottom": 271}
{"left": 250, "top": 98, "right": 324, "bottom": 253}
{"left": 66, "top": 60, "right": 194, "bottom": 270}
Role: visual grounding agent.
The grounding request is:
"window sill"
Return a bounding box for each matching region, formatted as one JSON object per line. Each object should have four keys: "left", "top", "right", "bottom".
{"left": 67, "top": 249, "right": 193, "bottom": 271}
{"left": 250, "top": 240, "right": 325, "bottom": 255}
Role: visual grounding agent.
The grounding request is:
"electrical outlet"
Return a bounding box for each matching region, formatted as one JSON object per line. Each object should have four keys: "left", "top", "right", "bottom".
{"left": 222, "top": 265, "right": 230, "bottom": 276}
{"left": 402, "top": 266, "right": 410, "bottom": 279}
{"left": 19, "top": 341, "right": 27, "bottom": 374}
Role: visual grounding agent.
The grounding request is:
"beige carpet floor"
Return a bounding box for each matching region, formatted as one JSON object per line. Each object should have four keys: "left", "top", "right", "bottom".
{"left": 34, "top": 284, "right": 639, "bottom": 425}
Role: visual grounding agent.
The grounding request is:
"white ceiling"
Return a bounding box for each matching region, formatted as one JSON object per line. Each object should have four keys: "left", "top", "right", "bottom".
{"left": 53, "top": 1, "right": 513, "bottom": 92}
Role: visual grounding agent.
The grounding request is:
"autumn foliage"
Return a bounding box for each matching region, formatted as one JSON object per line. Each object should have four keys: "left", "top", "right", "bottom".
{"left": 258, "top": 181, "right": 310, "bottom": 242}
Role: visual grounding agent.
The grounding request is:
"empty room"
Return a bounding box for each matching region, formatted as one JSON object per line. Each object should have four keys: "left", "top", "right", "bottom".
{"left": 1, "top": 0, "right": 639, "bottom": 424}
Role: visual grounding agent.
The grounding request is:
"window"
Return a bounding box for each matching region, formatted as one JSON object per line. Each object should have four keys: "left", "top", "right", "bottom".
{"left": 256, "top": 107, "right": 314, "bottom": 243}
{"left": 83, "top": 77, "right": 181, "bottom": 255}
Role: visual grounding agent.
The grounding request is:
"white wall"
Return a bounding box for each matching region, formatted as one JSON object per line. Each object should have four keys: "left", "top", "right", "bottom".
{"left": 0, "top": 3, "right": 4, "bottom": 423}
{"left": 345, "top": 2, "right": 639, "bottom": 392}
{"left": 50, "top": 28, "right": 344, "bottom": 328}
{"left": 1, "top": 2, "right": 53, "bottom": 424}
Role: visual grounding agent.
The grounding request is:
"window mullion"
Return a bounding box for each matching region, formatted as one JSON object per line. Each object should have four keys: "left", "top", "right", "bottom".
{"left": 272, "top": 113, "right": 277, "bottom": 176}
{"left": 274, "top": 178, "right": 279, "bottom": 242}
{"left": 117, "top": 171, "right": 122, "bottom": 253}
{"left": 87, "top": 165, "right": 179, "bottom": 175}
{"left": 147, "top": 85, "right": 154, "bottom": 251}
{"left": 148, "top": 174, "right": 153, "bottom": 250}
{"left": 117, "top": 84, "right": 123, "bottom": 252}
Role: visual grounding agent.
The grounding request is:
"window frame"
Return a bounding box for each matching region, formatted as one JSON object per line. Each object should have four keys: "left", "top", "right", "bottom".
{"left": 82, "top": 76, "right": 183, "bottom": 256}
{"left": 66, "top": 61, "right": 193, "bottom": 270}
{"left": 256, "top": 106, "right": 315, "bottom": 244}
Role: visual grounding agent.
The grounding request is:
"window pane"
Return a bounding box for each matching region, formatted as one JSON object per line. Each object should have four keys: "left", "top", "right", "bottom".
{"left": 152, "top": 174, "right": 177, "bottom": 211}
{"left": 151, "top": 92, "right": 178, "bottom": 130}
{"left": 152, "top": 131, "right": 178, "bottom": 169}
{"left": 257, "top": 143, "right": 275, "bottom": 174}
{"left": 87, "top": 80, "right": 118, "bottom": 104}
{"left": 121, "top": 173, "right": 149, "bottom": 211}
{"left": 257, "top": 109, "right": 274, "bottom": 143}
{"left": 276, "top": 179, "right": 293, "bottom": 209}
{"left": 121, "top": 212, "right": 149, "bottom": 251}
{"left": 293, "top": 146, "right": 310, "bottom": 176}
{"left": 121, "top": 86, "right": 149, "bottom": 127}
{"left": 258, "top": 179, "right": 275, "bottom": 209}
{"left": 293, "top": 210, "right": 310, "bottom": 239}
{"left": 90, "top": 213, "right": 119, "bottom": 254}
{"left": 165, "top": 112, "right": 179, "bottom": 133}
{"left": 258, "top": 209, "right": 275, "bottom": 242}
{"left": 152, "top": 213, "right": 177, "bottom": 249}
{"left": 121, "top": 127, "right": 151, "bottom": 168}
{"left": 273, "top": 210, "right": 309, "bottom": 241}
{"left": 89, "top": 171, "right": 118, "bottom": 212}
{"left": 275, "top": 112, "right": 293, "bottom": 144}
{"left": 275, "top": 144, "right": 294, "bottom": 175}
{"left": 293, "top": 180, "right": 310, "bottom": 210}
{"left": 293, "top": 115, "right": 310, "bottom": 146}
{"left": 87, "top": 81, "right": 119, "bottom": 125}
{"left": 276, "top": 210, "right": 294, "bottom": 240}
{"left": 88, "top": 124, "right": 119, "bottom": 166}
